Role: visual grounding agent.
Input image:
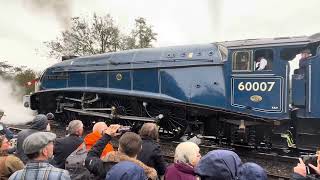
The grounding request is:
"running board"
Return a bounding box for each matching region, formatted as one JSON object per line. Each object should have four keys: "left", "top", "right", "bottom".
{"left": 64, "top": 107, "right": 157, "bottom": 122}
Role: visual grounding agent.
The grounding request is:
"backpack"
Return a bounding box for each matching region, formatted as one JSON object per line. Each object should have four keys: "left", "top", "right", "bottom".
{"left": 65, "top": 143, "right": 94, "bottom": 180}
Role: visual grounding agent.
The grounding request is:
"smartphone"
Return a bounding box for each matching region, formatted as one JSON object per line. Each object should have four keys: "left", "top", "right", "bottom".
{"left": 117, "top": 126, "right": 131, "bottom": 133}
{"left": 301, "top": 154, "right": 318, "bottom": 174}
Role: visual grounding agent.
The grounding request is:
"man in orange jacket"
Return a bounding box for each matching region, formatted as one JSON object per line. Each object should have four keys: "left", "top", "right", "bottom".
{"left": 84, "top": 122, "right": 113, "bottom": 158}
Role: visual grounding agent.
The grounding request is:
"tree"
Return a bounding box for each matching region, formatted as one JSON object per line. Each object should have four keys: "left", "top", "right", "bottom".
{"left": 45, "top": 14, "right": 122, "bottom": 58}
{"left": 14, "top": 69, "right": 37, "bottom": 95}
{"left": 0, "top": 61, "right": 37, "bottom": 96}
{"left": 130, "top": 17, "right": 157, "bottom": 49}
{"left": 45, "top": 14, "right": 157, "bottom": 58}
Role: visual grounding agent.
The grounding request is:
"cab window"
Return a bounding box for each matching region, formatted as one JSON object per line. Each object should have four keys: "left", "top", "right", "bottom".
{"left": 254, "top": 49, "right": 273, "bottom": 71}
{"left": 232, "top": 51, "right": 251, "bottom": 71}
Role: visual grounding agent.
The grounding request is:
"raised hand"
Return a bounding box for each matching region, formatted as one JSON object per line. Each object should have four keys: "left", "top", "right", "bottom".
{"left": 294, "top": 158, "right": 307, "bottom": 177}
{"left": 104, "top": 124, "right": 121, "bottom": 137}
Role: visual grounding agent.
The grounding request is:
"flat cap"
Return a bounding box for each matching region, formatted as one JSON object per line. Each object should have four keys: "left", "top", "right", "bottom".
{"left": 23, "top": 132, "right": 56, "bottom": 154}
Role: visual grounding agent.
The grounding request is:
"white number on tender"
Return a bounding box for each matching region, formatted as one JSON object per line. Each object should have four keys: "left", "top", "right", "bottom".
{"left": 237, "top": 81, "right": 275, "bottom": 92}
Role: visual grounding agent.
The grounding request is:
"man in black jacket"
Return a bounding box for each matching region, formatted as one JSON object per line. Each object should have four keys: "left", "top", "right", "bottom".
{"left": 52, "top": 120, "right": 84, "bottom": 168}
{"left": 137, "top": 123, "right": 167, "bottom": 177}
{"left": 16, "top": 114, "right": 50, "bottom": 163}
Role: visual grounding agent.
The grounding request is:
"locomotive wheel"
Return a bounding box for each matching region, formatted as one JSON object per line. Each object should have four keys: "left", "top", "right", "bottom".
{"left": 147, "top": 103, "right": 188, "bottom": 140}
{"left": 109, "top": 97, "right": 144, "bottom": 132}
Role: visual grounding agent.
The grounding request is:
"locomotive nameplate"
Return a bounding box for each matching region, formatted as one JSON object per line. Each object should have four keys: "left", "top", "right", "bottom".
{"left": 231, "top": 77, "right": 283, "bottom": 113}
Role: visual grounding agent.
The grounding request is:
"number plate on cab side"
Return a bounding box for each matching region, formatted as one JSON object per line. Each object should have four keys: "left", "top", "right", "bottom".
{"left": 231, "top": 77, "right": 283, "bottom": 113}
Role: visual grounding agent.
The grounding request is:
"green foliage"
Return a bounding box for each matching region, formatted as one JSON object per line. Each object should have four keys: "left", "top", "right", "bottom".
{"left": 14, "top": 69, "right": 37, "bottom": 95}
{"left": 45, "top": 14, "right": 157, "bottom": 58}
{"left": 0, "top": 61, "right": 37, "bottom": 96}
{"left": 131, "top": 17, "right": 158, "bottom": 49}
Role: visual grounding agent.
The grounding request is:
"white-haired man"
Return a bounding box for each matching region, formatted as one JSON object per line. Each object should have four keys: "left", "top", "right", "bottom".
{"left": 52, "top": 120, "right": 84, "bottom": 168}
{"left": 165, "top": 141, "right": 201, "bottom": 180}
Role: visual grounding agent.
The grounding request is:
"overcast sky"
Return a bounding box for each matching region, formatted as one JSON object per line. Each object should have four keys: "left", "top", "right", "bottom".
{"left": 1, "top": 0, "right": 320, "bottom": 71}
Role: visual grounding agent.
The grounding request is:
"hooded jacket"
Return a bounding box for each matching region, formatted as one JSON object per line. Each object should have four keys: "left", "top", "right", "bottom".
{"left": 103, "top": 151, "right": 157, "bottom": 180}
{"left": 238, "top": 162, "right": 267, "bottom": 180}
{"left": 106, "top": 161, "right": 147, "bottom": 180}
{"left": 16, "top": 114, "right": 49, "bottom": 163}
{"left": 195, "top": 150, "right": 242, "bottom": 180}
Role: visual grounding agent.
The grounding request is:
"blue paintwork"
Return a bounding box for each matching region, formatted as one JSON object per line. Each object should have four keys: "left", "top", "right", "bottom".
{"left": 109, "top": 71, "right": 131, "bottom": 90}
{"left": 36, "top": 35, "right": 320, "bottom": 121}
{"left": 292, "top": 74, "right": 305, "bottom": 106}
{"left": 295, "top": 55, "right": 320, "bottom": 118}
{"left": 231, "top": 77, "right": 283, "bottom": 112}
{"left": 133, "top": 69, "right": 159, "bottom": 93}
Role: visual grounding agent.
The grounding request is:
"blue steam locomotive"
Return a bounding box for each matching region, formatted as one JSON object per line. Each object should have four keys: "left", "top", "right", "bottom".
{"left": 27, "top": 33, "right": 320, "bottom": 151}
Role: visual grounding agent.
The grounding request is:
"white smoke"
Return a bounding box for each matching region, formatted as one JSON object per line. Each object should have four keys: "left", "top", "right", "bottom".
{"left": 0, "top": 78, "right": 34, "bottom": 125}
{"left": 22, "top": 0, "right": 73, "bottom": 28}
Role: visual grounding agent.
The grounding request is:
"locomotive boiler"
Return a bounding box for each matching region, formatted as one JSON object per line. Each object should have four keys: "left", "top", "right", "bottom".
{"left": 26, "top": 33, "right": 320, "bottom": 152}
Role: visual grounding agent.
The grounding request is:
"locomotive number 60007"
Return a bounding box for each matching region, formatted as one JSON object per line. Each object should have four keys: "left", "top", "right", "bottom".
{"left": 237, "top": 81, "right": 275, "bottom": 92}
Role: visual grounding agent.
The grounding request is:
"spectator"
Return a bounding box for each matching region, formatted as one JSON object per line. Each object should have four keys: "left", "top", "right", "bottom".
{"left": 292, "top": 157, "right": 320, "bottom": 180}
{"left": 106, "top": 161, "right": 147, "bottom": 180}
{"left": 238, "top": 162, "right": 267, "bottom": 180}
{"left": 16, "top": 114, "right": 50, "bottom": 163}
{"left": 83, "top": 122, "right": 113, "bottom": 159}
{"left": 255, "top": 57, "right": 268, "bottom": 71}
{"left": 0, "top": 136, "right": 24, "bottom": 180}
{"left": 165, "top": 141, "right": 201, "bottom": 180}
{"left": 195, "top": 150, "right": 242, "bottom": 180}
{"left": 85, "top": 128, "right": 157, "bottom": 180}
{"left": 52, "top": 120, "right": 84, "bottom": 169}
{"left": 0, "top": 109, "right": 14, "bottom": 140}
{"left": 137, "top": 123, "right": 167, "bottom": 177}
{"left": 9, "top": 132, "right": 70, "bottom": 180}
{"left": 105, "top": 131, "right": 156, "bottom": 180}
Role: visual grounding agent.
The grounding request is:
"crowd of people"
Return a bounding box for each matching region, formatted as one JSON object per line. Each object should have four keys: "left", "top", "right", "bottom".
{"left": 0, "top": 111, "right": 320, "bottom": 180}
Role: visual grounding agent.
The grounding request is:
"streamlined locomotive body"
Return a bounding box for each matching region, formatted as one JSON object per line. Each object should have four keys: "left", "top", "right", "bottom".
{"left": 27, "top": 34, "right": 320, "bottom": 151}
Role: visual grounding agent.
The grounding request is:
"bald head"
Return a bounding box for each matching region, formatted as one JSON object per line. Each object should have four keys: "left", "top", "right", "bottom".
{"left": 92, "top": 122, "right": 107, "bottom": 134}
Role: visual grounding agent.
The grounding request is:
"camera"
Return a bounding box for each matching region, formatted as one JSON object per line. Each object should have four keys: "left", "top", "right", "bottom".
{"left": 117, "top": 126, "right": 131, "bottom": 133}
{"left": 301, "top": 154, "right": 318, "bottom": 174}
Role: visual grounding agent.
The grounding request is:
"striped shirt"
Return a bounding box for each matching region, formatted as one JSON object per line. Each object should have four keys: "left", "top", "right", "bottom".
{"left": 9, "top": 161, "right": 70, "bottom": 180}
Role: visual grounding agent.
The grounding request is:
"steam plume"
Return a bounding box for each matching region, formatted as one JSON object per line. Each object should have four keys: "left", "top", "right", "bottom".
{"left": 23, "top": 0, "right": 73, "bottom": 28}
{"left": 0, "top": 78, "right": 34, "bottom": 125}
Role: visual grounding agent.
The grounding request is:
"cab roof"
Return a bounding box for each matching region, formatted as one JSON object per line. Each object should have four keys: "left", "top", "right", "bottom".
{"left": 218, "top": 33, "right": 320, "bottom": 49}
